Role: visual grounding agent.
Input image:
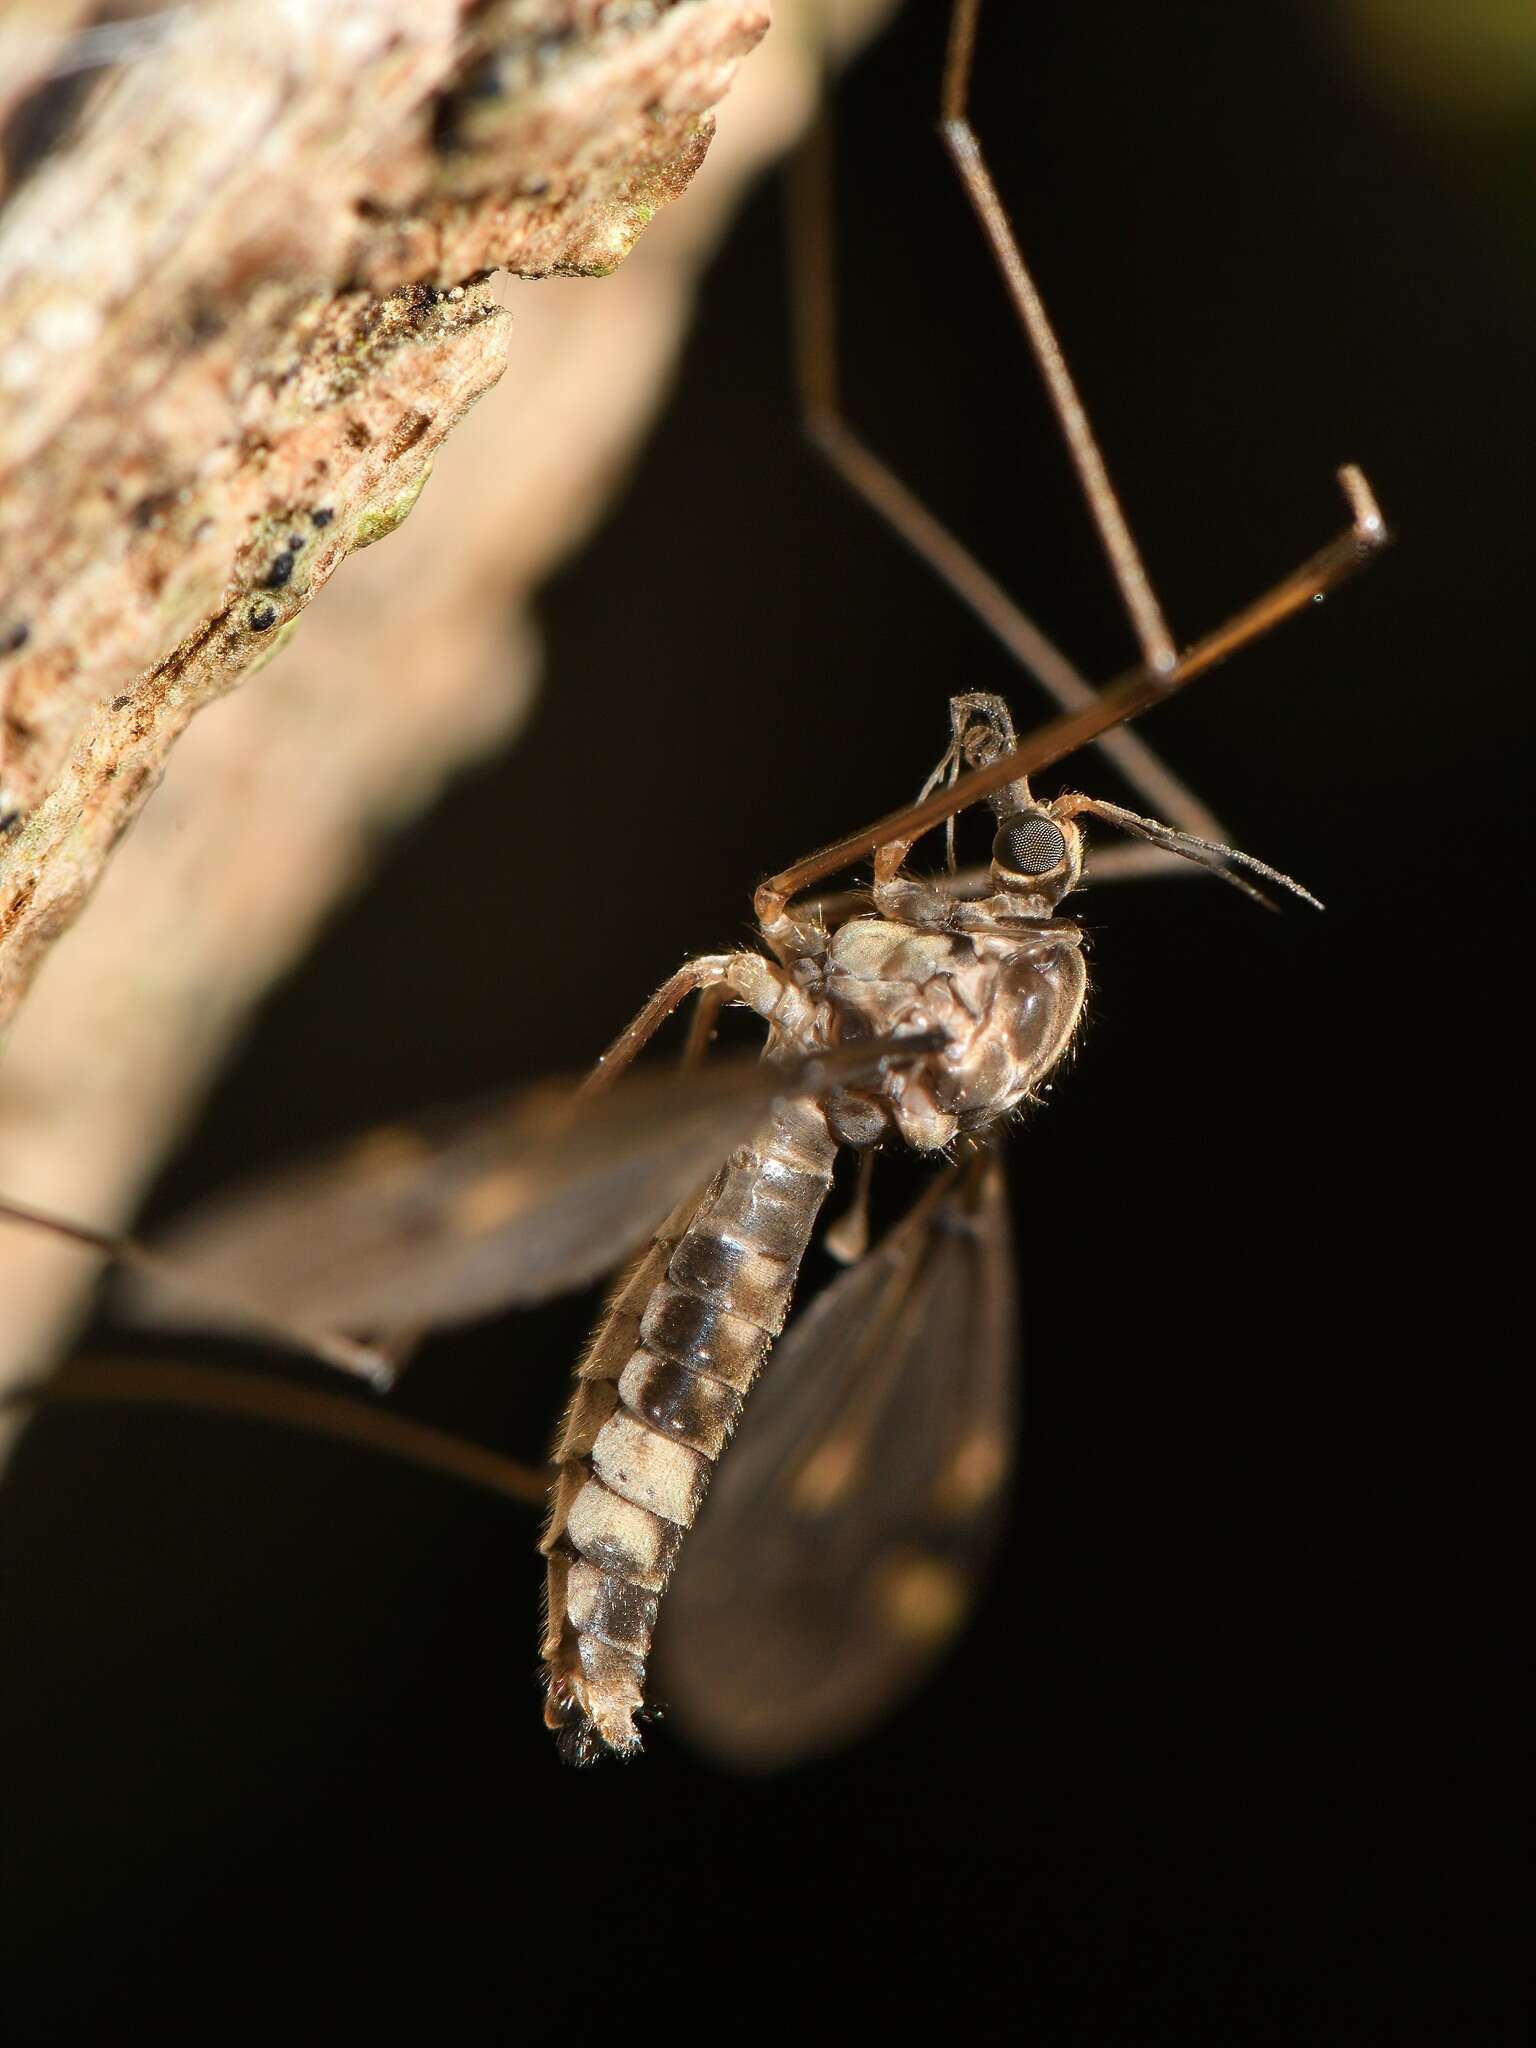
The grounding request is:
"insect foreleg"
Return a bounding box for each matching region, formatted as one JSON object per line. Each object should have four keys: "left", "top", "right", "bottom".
{"left": 787, "top": 3, "right": 1228, "bottom": 841}
{"left": 582, "top": 953, "right": 814, "bottom": 1096}
{"left": 762, "top": 0, "right": 1386, "bottom": 929}
{"left": 581, "top": 957, "right": 737, "bottom": 1094}
{"left": 940, "top": 0, "right": 1175, "bottom": 676}
{"left": 752, "top": 471, "right": 1382, "bottom": 928}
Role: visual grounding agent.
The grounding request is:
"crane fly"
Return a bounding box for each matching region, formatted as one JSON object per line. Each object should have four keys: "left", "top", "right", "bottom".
{"left": 0, "top": 0, "right": 1387, "bottom": 1768}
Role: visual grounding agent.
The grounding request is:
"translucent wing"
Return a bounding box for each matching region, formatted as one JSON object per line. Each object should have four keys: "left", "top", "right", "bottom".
{"left": 126, "top": 1041, "right": 927, "bottom": 1338}
{"left": 657, "top": 1147, "right": 1017, "bottom": 1771}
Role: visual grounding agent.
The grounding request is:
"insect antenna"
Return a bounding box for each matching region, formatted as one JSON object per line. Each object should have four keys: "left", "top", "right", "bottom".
{"left": 1053, "top": 795, "right": 1324, "bottom": 912}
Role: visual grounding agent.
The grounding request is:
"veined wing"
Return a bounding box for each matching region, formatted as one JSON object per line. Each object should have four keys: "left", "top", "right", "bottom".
{"left": 126, "top": 1040, "right": 932, "bottom": 1338}
{"left": 657, "top": 1147, "right": 1017, "bottom": 1771}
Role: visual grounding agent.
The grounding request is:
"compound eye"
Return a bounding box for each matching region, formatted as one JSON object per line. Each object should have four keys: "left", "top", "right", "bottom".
{"left": 992, "top": 812, "right": 1066, "bottom": 877}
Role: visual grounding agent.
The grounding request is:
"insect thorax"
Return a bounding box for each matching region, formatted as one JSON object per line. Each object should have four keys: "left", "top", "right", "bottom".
{"left": 799, "top": 902, "right": 1087, "bottom": 1152}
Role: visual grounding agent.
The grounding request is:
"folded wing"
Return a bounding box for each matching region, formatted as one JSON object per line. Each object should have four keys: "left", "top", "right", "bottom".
{"left": 658, "top": 1147, "right": 1017, "bottom": 1770}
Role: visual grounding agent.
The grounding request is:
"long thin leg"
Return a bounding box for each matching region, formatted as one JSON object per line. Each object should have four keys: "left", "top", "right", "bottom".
{"left": 6, "top": 1357, "right": 551, "bottom": 1506}
{"left": 788, "top": 22, "right": 1223, "bottom": 839}
{"left": 940, "top": 0, "right": 1175, "bottom": 675}
{"left": 754, "top": 464, "right": 1386, "bottom": 922}
{"left": 825, "top": 1147, "right": 875, "bottom": 1264}
{"left": 580, "top": 956, "right": 738, "bottom": 1095}
{"left": 795, "top": 840, "right": 1187, "bottom": 930}
{"left": 0, "top": 1195, "right": 392, "bottom": 1387}
{"left": 681, "top": 979, "right": 732, "bottom": 1069}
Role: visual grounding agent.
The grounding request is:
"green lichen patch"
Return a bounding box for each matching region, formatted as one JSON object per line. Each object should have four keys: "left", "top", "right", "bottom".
{"left": 353, "top": 459, "right": 434, "bottom": 549}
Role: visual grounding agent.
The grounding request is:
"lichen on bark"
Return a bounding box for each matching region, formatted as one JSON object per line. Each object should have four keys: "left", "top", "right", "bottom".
{"left": 0, "top": 0, "right": 773, "bottom": 1020}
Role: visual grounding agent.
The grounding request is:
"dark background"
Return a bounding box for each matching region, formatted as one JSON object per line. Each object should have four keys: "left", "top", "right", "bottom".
{"left": 2, "top": 3, "right": 1524, "bottom": 2040}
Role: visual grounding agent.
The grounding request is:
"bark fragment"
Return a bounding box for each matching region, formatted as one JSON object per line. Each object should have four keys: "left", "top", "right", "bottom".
{"left": 0, "top": 0, "right": 772, "bottom": 1014}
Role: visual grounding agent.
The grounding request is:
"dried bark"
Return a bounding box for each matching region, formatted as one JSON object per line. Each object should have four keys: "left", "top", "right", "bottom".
{"left": 0, "top": 0, "right": 890, "bottom": 1387}
{"left": 0, "top": 0, "right": 773, "bottom": 1006}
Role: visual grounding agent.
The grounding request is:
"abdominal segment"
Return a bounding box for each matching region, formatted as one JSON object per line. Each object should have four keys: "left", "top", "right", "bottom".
{"left": 540, "top": 1094, "right": 837, "bottom": 1758}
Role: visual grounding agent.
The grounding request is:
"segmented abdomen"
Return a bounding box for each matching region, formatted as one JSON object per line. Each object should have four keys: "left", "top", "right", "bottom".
{"left": 541, "top": 1093, "right": 837, "bottom": 1758}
